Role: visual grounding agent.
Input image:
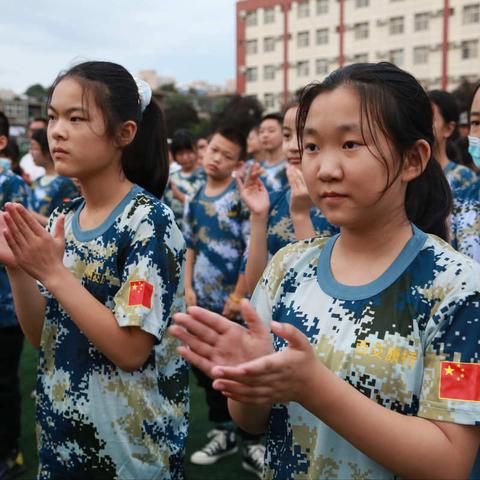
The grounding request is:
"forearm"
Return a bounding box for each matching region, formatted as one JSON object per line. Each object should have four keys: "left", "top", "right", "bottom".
{"left": 185, "top": 248, "right": 196, "bottom": 290}
{"left": 291, "top": 211, "right": 316, "bottom": 240}
{"left": 6, "top": 266, "right": 46, "bottom": 347}
{"left": 44, "top": 267, "right": 153, "bottom": 372}
{"left": 302, "top": 360, "right": 478, "bottom": 479}
{"left": 228, "top": 398, "right": 271, "bottom": 435}
{"left": 245, "top": 215, "right": 268, "bottom": 294}
{"left": 232, "top": 274, "right": 247, "bottom": 298}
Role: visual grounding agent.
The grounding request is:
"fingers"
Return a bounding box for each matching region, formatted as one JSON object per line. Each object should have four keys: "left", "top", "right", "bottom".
{"left": 240, "top": 299, "right": 270, "bottom": 335}
{"left": 187, "top": 306, "right": 233, "bottom": 334}
{"left": 3, "top": 211, "right": 28, "bottom": 247}
{"left": 175, "top": 344, "right": 215, "bottom": 378}
{"left": 212, "top": 378, "right": 275, "bottom": 399}
{"left": 168, "top": 324, "right": 215, "bottom": 360}
{"left": 5, "top": 203, "right": 46, "bottom": 236}
{"left": 172, "top": 312, "right": 219, "bottom": 347}
{"left": 53, "top": 214, "right": 65, "bottom": 240}
{"left": 271, "top": 321, "right": 310, "bottom": 350}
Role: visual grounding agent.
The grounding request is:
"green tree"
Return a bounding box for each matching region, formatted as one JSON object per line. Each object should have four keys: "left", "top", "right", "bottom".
{"left": 24, "top": 83, "right": 48, "bottom": 100}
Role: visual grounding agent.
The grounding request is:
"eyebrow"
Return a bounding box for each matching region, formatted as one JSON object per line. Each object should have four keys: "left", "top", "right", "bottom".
{"left": 304, "top": 123, "right": 361, "bottom": 136}
{"left": 48, "top": 105, "right": 88, "bottom": 115}
{"left": 471, "top": 111, "right": 480, "bottom": 116}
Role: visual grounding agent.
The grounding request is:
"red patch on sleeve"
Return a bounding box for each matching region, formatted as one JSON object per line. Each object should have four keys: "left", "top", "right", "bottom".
{"left": 128, "top": 280, "right": 153, "bottom": 309}
{"left": 439, "top": 361, "right": 480, "bottom": 401}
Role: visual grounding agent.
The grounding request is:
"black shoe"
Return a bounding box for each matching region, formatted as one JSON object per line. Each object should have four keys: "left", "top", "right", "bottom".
{"left": 242, "top": 443, "right": 265, "bottom": 478}
{"left": 190, "top": 428, "right": 238, "bottom": 465}
{"left": 0, "top": 449, "right": 26, "bottom": 480}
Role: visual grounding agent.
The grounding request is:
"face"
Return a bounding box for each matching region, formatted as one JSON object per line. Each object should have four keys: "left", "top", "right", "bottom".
{"left": 28, "top": 120, "right": 47, "bottom": 139}
{"left": 203, "top": 133, "right": 242, "bottom": 181}
{"left": 301, "top": 86, "right": 411, "bottom": 229}
{"left": 247, "top": 129, "right": 262, "bottom": 156}
{"left": 470, "top": 88, "right": 480, "bottom": 138}
{"left": 282, "top": 107, "right": 301, "bottom": 168}
{"left": 30, "top": 140, "right": 46, "bottom": 167}
{"left": 196, "top": 138, "right": 208, "bottom": 161}
{"left": 259, "top": 119, "right": 283, "bottom": 152}
{"left": 47, "top": 78, "right": 122, "bottom": 180}
{"left": 431, "top": 103, "right": 454, "bottom": 146}
{"left": 174, "top": 149, "right": 197, "bottom": 170}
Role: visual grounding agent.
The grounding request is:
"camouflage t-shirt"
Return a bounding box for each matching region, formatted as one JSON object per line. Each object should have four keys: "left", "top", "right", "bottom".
{"left": 451, "top": 180, "right": 480, "bottom": 263}
{"left": 260, "top": 159, "right": 288, "bottom": 193}
{"left": 30, "top": 174, "right": 79, "bottom": 217}
{"left": 36, "top": 185, "right": 189, "bottom": 479}
{"left": 252, "top": 226, "right": 480, "bottom": 479}
{"left": 444, "top": 161, "right": 478, "bottom": 195}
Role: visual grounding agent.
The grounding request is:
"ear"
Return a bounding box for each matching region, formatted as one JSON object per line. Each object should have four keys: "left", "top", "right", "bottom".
{"left": 402, "top": 139, "right": 430, "bottom": 182}
{"left": 0, "top": 135, "right": 7, "bottom": 152}
{"left": 116, "top": 120, "right": 137, "bottom": 148}
{"left": 444, "top": 120, "right": 456, "bottom": 139}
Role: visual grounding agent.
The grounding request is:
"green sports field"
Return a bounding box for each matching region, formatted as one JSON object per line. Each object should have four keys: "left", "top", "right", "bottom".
{"left": 18, "top": 342, "right": 257, "bottom": 480}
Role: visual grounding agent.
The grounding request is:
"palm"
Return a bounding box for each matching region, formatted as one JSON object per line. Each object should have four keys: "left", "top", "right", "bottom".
{"left": 0, "top": 214, "right": 17, "bottom": 267}
{"left": 240, "top": 182, "right": 269, "bottom": 216}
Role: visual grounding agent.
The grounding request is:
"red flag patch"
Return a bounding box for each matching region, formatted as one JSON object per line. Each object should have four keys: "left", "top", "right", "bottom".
{"left": 128, "top": 281, "right": 153, "bottom": 309}
{"left": 439, "top": 361, "right": 480, "bottom": 402}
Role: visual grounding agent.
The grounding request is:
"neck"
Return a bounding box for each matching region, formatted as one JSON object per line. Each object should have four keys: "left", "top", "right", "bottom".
{"left": 181, "top": 164, "right": 195, "bottom": 174}
{"left": 205, "top": 175, "right": 232, "bottom": 193}
{"left": 45, "top": 163, "right": 56, "bottom": 176}
{"left": 265, "top": 147, "right": 284, "bottom": 166}
{"left": 434, "top": 143, "right": 450, "bottom": 169}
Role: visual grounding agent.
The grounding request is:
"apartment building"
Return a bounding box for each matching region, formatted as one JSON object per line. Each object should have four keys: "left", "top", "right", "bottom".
{"left": 236, "top": 0, "right": 480, "bottom": 110}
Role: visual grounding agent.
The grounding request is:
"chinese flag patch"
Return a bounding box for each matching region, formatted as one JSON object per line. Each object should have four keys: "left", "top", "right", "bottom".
{"left": 128, "top": 280, "right": 153, "bottom": 309}
{"left": 439, "top": 361, "right": 480, "bottom": 401}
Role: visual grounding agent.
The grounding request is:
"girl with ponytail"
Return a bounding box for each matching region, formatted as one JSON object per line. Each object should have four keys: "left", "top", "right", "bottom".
{"left": 169, "top": 62, "right": 480, "bottom": 479}
{"left": 0, "top": 61, "right": 188, "bottom": 479}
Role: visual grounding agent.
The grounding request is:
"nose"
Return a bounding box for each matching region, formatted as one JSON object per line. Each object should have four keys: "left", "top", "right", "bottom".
{"left": 317, "top": 150, "right": 343, "bottom": 182}
{"left": 48, "top": 118, "right": 67, "bottom": 141}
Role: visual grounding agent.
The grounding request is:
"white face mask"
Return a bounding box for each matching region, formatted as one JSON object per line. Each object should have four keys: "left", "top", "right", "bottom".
{"left": 0, "top": 157, "right": 11, "bottom": 172}
{"left": 468, "top": 135, "right": 480, "bottom": 168}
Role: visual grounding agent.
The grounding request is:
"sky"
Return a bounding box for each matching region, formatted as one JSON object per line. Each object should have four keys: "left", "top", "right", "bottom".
{"left": 0, "top": 0, "right": 237, "bottom": 94}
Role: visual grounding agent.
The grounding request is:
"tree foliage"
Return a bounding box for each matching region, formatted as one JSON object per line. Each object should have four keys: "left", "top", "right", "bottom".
{"left": 24, "top": 83, "right": 48, "bottom": 100}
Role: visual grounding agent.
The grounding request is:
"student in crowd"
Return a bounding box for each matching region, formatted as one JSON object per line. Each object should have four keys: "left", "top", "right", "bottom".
{"left": 0, "top": 111, "right": 29, "bottom": 480}
{"left": 246, "top": 125, "right": 266, "bottom": 164}
{"left": 163, "top": 129, "right": 205, "bottom": 229}
{"left": 170, "top": 62, "right": 480, "bottom": 480}
{"left": 19, "top": 118, "right": 47, "bottom": 183}
{"left": 196, "top": 136, "right": 209, "bottom": 167}
{"left": 239, "top": 104, "right": 338, "bottom": 293}
{"left": 429, "top": 89, "right": 478, "bottom": 194}
{"left": 451, "top": 83, "right": 480, "bottom": 263}
{"left": 29, "top": 128, "right": 79, "bottom": 225}
{"left": 258, "top": 113, "right": 288, "bottom": 193}
{"left": 183, "top": 127, "right": 264, "bottom": 478}
{"left": 0, "top": 61, "right": 188, "bottom": 479}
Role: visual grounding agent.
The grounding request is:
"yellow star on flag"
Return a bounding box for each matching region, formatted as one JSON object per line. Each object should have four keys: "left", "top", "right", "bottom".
{"left": 444, "top": 365, "right": 454, "bottom": 375}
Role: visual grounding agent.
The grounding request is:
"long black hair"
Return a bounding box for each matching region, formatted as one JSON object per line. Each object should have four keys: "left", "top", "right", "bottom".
{"left": 296, "top": 62, "right": 452, "bottom": 241}
{"left": 48, "top": 61, "right": 169, "bottom": 198}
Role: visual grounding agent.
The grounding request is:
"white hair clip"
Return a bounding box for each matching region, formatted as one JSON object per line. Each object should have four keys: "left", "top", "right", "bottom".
{"left": 134, "top": 77, "right": 152, "bottom": 113}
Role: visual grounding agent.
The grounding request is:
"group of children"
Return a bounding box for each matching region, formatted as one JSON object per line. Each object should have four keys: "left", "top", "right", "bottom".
{"left": 0, "top": 58, "right": 479, "bottom": 480}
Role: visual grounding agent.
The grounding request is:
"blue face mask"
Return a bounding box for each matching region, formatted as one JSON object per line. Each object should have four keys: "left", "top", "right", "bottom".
{"left": 0, "top": 157, "right": 11, "bottom": 172}
{"left": 468, "top": 135, "right": 480, "bottom": 168}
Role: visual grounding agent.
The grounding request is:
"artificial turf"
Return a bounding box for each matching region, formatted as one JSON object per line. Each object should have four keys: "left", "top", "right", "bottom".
{"left": 18, "top": 342, "right": 257, "bottom": 479}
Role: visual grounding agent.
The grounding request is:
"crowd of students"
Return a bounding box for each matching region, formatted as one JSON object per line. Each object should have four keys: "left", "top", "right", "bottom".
{"left": 0, "top": 59, "right": 479, "bottom": 480}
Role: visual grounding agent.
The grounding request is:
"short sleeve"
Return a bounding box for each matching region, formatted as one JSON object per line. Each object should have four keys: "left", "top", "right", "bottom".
{"left": 419, "top": 292, "right": 480, "bottom": 425}
{"left": 112, "top": 208, "right": 186, "bottom": 341}
{"left": 182, "top": 196, "right": 195, "bottom": 249}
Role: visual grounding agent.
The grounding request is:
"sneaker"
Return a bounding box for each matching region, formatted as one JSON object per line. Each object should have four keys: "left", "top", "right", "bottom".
{"left": 242, "top": 443, "right": 265, "bottom": 479}
{"left": 0, "top": 449, "right": 26, "bottom": 480}
{"left": 190, "top": 428, "right": 238, "bottom": 465}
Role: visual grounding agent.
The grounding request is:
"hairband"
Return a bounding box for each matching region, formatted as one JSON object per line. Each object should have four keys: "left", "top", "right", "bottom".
{"left": 134, "top": 77, "right": 152, "bottom": 113}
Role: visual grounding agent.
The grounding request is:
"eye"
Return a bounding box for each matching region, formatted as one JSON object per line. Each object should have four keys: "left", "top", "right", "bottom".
{"left": 343, "top": 140, "right": 360, "bottom": 150}
{"left": 471, "top": 120, "right": 480, "bottom": 127}
{"left": 304, "top": 143, "right": 318, "bottom": 152}
{"left": 70, "top": 116, "right": 85, "bottom": 123}
{"left": 47, "top": 114, "right": 56, "bottom": 122}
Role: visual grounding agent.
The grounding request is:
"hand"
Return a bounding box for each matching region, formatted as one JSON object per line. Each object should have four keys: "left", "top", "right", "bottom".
{"left": 0, "top": 213, "right": 17, "bottom": 268}
{"left": 211, "top": 320, "right": 319, "bottom": 405}
{"left": 286, "top": 164, "right": 313, "bottom": 215}
{"left": 185, "top": 287, "right": 197, "bottom": 308}
{"left": 235, "top": 163, "right": 269, "bottom": 218}
{"left": 168, "top": 299, "right": 274, "bottom": 378}
{"left": 2, "top": 203, "right": 66, "bottom": 283}
{"left": 171, "top": 182, "right": 185, "bottom": 203}
{"left": 222, "top": 295, "right": 242, "bottom": 319}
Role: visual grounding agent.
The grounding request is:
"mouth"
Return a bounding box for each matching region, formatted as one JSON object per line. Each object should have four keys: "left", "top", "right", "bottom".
{"left": 321, "top": 192, "right": 347, "bottom": 198}
{"left": 288, "top": 157, "right": 301, "bottom": 164}
{"left": 52, "top": 147, "right": 68, "bottom": 155}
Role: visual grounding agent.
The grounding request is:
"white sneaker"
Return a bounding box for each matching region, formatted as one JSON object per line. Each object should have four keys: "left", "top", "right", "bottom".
{"left": 190, "top": 429, "right": 238, "bottom": 465}
{"left": 242, "top": 443, "right": 265, "bottom": 479}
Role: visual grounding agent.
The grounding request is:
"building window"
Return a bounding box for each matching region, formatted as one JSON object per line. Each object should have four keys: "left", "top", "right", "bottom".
{"left": 463, "top": 4, "right": 480, "bottom": 24}
{"left": 356, "top": 0, "right": 369, "bottom": 7}
{"left": 298, "top": 1, "right": 310, "bottom": 18}
{"left": 316, "top": 28, "right": 329, "bottom": 45}
{"left": 264, "top": 7, "right": 275, "bottom": 24}
{"left": 353, "top": 53, "right": 368, "bottom": 62}
{"left": 246, "top": 11, "right": 258, "bottom": 27}
{"left": 264, "top": 65, "right": 276, "bottom": 80}
{"left": 414, "top": 12, "right": 429, "bottom": 31}
{"left": 264, "top": 36, "right": 276, "bottom": 52}
{"left": 316, "top": 0, "right": 328, "bottom": 15}
{"left": 297, "top": 60, "right": 310, "bottom": 77}
{"left": 246, "top": 67, "right": 258, "bottom": 82}
{"left": 316, "top": 58, "right": 329, "bottom": 74}
{"left": 462, "top": 39, "right": 479, "bottom": 59}
{"left": 297, "top": 31, "right": 310, "bottom": 48}
{"left": 388, "top": 49, "right": 404, "bottom": 66}
{"left": 354, "top": 22, "right": 369, "bottom": 39}
{"left": 413, "top": 46, "right": 429, "bottom": 64}
{"left": 246, "top": 39, "right": 258, "bottom": 55}
{"left": 389, "top": 16, "right": 404, "bottom": 35}
{"left": 264, "top": 93, "right": 275, "bottom": 109}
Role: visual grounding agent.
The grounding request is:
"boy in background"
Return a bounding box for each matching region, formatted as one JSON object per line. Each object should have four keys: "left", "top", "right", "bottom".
{"left": 183, "top": 127, "right": 264, "bottom": 478}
